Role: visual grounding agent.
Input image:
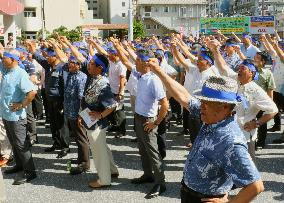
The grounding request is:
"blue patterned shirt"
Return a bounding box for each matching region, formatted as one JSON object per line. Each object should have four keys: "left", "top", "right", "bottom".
{"left": 223, "top": 53, "right": 242, "bottom": 71}
{"left": 64, "top": 71, "right": 87, "bottom": 119}
{"left": 183, "top": 98, "right": 261, "bottom": 195}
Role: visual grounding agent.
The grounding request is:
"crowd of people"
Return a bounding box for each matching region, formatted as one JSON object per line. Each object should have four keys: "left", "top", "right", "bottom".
{"left": 0, "top": 30, "right": 283, "bottom": 202}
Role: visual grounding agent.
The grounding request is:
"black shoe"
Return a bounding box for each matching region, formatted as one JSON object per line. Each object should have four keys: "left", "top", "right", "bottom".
{"left": 69, "top": 165, "right": 89, "bottom": 175}
{"left": 44, "top": 145, "right": 58, "bottom": 152}
{"left": 30, "top": 139, "right": 39, "bottom": 146}
{"left": 268, "top": 126, "right": 281, "bottom": 132}
{"left": 131, "top": 175, "right": 154, "bottom": 184}
{"left": 115, "top": 132, "right": 125, "bottom": 138}
{"left": 57, "top": 149, "right": 70, "bottom": 159}
{"left": 4, "top": 166, "right": 23, "bottom": 174}
{"left": 111, "top": 173, "right": 119, "bottom": 178}
{"left": 273, "top": 138, "right": 284, "bottom": 144}
{"left": 145, "top": 184, "right": 166, "bottom": 199}
{"left": 12, "top": 172, "right": 37, "bottom": 185}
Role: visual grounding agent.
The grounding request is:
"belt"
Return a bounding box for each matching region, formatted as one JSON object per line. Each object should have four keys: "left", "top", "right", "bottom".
{"left": 134, "top": 113, "right": 155, "bottom": 119}
{"left": 181, "top": 180, "right": 225, "bottom": 199}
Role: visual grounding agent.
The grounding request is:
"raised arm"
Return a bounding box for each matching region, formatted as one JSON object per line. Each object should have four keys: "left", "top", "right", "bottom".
{"left": 171, "top": 39, "right": 190, "bottom": 71}
{"left": 49, "top": 38, "right": 68, "bottom": 63}
{"left": 207, "top": 40, "right": 232, "bottom": 76}
{"left": 88, "top": 38, "right": 108, "bottom": 56}
{"left": 232, "top": 32, "right": 241, "bottom": 43}
{"left": 59, "top": 36, "right": 86, "bottom": 63}
{"left": 112, "top": 39, "right": 133, "bottom": 71}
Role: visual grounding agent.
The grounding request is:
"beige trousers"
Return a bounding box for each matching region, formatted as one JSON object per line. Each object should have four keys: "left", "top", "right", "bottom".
{"left": 87, "top": 127, "right": 118, "bottom": 185}
{"left": 0, "top": 120, "right": 11, "bottom": 158}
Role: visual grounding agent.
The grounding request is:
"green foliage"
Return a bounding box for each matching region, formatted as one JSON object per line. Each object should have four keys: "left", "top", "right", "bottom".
{"left": 133, "top": 20, "right": 145, "bottom": 39}
{"left": 44, "top": 26, "right": 82, "bottom": 42}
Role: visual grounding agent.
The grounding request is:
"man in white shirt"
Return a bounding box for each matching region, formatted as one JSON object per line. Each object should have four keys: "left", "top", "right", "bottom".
{"left": 209, "top": 41, "right": 278, "bottom": 161}
{"left": 107, "top": 48, "right": 127, "bottom": 138}
{"left": 239, "top": 34, "right": 261, "bottom": 60}
{"left": 172, "top": 42, "right": 219, "bottom": 145}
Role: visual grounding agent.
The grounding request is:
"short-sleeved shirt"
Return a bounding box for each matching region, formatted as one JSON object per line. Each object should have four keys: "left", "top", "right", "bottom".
{"left": 240, "top": 43, "right": 260, "bottom": 60}
{"left": 108, "top": 60, "right": 127, "bottom": 94}
{"left": 271, "top": 54, "right": 284, "bottom": 94}
{"left": 223, "top": 52, "right": 242, "bottom": 71}
{"left": 0, "top": 63, "right": 36, "bottom": 121}
{"left": 22, "top": 59, "right": 36, "bottom": 76}
{"left": 81, "top": 76, "right": 117, "bottom": 130}
{"left": 184, "top": 59, "right": 219, "bottom": 95}
{"left": 134, "top": 69, "right": 166, "bottom": 117}
{"left": 183, "top": 98, "right": 261, "bottom": 195}
{"left": 64, "top": 71, "right": 87, "bottom": 120}
{"left": 255, "top": 67, "right": 276, "bottom": 92}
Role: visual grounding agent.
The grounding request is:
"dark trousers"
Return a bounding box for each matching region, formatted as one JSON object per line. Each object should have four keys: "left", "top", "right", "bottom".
{"left": 183, "top": 108, "right": 202, "bottom": 144}
{"left": 169, "top": 97, "right": 182, "bottom": 119}
{"left": 32, "top": 89, "right": 44, "bottom": 118}
{"left": 181, "top": 182, "right": 225, "bottom": 203}
{"left": 135, "top": 114, "right": 165, "bottom": 184}
{"left": 3, "top": 119, "right": 35, "bottom": 172}
{"left": 157, "top": 117, "right": 168, "bottom": 159}
{"left": 109, "top": 102, "right": 126, "bottom": 133}
{"left": 47, "top": 98, "right": 68, "bottom": 148}
{"left": 26, "top": 104, "right": 37, "bottom": 141}
{"left": 272, "top": 91, "right": 284, "bottom": 127}
{"left": 256, "top": 111, "right": 267, "bottom": 148}
{"left": 68, "top": 118, "right": 90, "bottom": 169}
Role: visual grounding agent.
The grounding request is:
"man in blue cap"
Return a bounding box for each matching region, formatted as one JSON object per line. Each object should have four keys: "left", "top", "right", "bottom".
{"left": 0, "top": 50, "right": 37, "bottom": 185}
{"left": 236, "top": 33, "right": 261, "bottom": 60}
{"left": 126, "top": 49, "right": 169, "bottom": 199}
{"left": 26, "top": 42, "right": 70, "bottom": 157}
{"left": 148, "top": 58, "right": 265, "bottom": 201}
{"left": 209, "top": 40, "right": 278, "bottom": 162}
{"left": 16, "top": 47, "right": 38, "bottom": 145}
{"left": 171, "top": 37, "right": 219, "bottom": 145}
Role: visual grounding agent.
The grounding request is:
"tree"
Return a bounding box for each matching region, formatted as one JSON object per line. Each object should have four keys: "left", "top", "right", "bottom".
{"left": 133, "top": 20, "right": 145, "bottom": 39}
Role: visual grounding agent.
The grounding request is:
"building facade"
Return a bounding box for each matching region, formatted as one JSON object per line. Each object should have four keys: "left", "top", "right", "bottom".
{"left": 232, "top": 0, "right": 284, "bottom": 16}
{"left": 137, "top": 0, "right": 207, "bottom": 37}
{"left": 0, "top": 0, "right": 102, "bottom": 39}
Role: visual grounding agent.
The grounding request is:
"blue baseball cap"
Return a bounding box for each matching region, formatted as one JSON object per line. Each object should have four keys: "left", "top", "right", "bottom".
{"left": 3, "top": 52, "right": 20, "bottom": 61}
{"left": 136, "top": 49, "right": 155, "bottom": 62}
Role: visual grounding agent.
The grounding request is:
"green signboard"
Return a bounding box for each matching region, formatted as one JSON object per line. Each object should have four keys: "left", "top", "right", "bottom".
{"left": 200, "top": 17, "right": 250, "bottom": 34}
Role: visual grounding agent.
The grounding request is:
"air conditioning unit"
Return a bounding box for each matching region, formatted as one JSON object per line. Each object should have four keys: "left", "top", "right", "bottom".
{"left": 144, "top": 12, "right": 151, "bottom": 18}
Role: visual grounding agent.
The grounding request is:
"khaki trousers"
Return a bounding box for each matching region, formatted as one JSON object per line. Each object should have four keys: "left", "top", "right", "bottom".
{"left": 87, "top": 127, "right": 118, "bottom": 185}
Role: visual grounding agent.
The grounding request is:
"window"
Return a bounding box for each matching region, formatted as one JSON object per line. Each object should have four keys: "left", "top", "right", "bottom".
{"left": 145, "top": 6, "right": 151, "bottom": 12}
{"left": 153, "top": 25, "right": 160, "bottom": 29}
{"left": 172, "top": 7, "right": 177, "bottom": 13}
{"left": 146, "top": 24, "right": 151, "bottom": 30}
{"left": 154, "top": 7, "right": 159, "bottom": 12}
{"left": 122, "top": 13, "right": 126, "bottom": 17}
{"left": 180, "top": 7, "right": 186, "bottom": 16}
{"left": 93, "top": 13, "right": 97, "bottom": 18}
{"left": 164, "top": 7, "right": 169, "bottom": 13}
{"left": 94, "top": 7, "right": 97, "bottom": 10}
{"left": 122, "top": 2, "right": 126, "bottom": 7}
{"left": 24, "top": 8, "right": 36, "bottom": 17}
{"left": 93, "top": 0, "right": 97, "bottom": 3}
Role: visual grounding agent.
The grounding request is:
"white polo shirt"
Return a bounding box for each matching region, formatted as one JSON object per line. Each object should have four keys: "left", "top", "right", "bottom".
{"left": 108, "top": 60, "right": 127, "bottom": 94}
{"left": 184, "top": 59, "right": 219, "bottom": 95}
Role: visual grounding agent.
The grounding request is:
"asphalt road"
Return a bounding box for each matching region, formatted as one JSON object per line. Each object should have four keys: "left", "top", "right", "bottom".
{"left": 2, "top": 96, "right": 284, "bottom": 203}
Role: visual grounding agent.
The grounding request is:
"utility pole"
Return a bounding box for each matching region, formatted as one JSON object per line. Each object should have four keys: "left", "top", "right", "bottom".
{"left": 41, "top": 0, "right": 46, "bottom": 39}
{"left": 128, "top": 0, "right": 134, "bottom": 41}
{"left": 262, "top": 0, "right": 265, "bottom": 16}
